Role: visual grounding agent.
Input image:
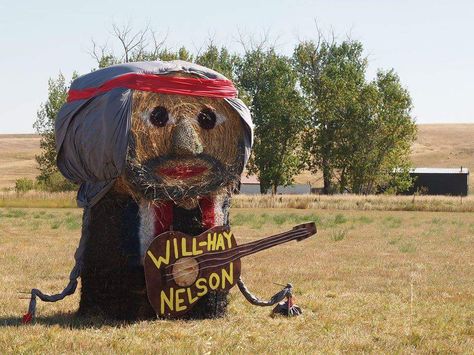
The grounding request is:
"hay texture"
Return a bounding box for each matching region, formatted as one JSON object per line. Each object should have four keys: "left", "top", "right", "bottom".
{"left": 79, "top": 77, "right": 245, "bottom": 320}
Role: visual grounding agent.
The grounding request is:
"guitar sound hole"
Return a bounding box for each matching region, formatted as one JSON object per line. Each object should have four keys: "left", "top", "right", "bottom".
{"left": 172, "top": 257, "right": 199, "bottom": 287}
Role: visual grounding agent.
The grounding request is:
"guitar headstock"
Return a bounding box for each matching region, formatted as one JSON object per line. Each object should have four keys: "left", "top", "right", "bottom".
{"left": 292, "top": 222, "right": 317, "bottom": 241}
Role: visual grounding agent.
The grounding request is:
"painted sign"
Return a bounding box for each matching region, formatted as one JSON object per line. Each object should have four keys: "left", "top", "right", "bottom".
{"left": 144, "top": 226, "right": 241, "bottom": 318}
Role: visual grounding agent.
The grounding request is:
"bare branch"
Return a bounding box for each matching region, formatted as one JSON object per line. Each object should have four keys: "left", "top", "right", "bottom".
{"left": 235, "top": 29, "right": 272, "bottom": 54}
{"left": 88, "top": 38, "right": 113, "bottom": 65}
{"left": 193, "top": 40, "right": 205, "bottom": 59}
{"left": 205, "top": 30, "right": 217, "bottom": 48}
{"left": 329, "top": 25, "right": 337, "bottom": 46}
{"left": 313, "top": 19, "right": 323, "bottom": 51}
{"left": 150, "top": 29, "right": 168, "bottom": 58}
{"left": 345, "top": 24, "right": 355, "bottom": 42}
{"left": 234, "top": 27, "right": 250, "bottom": 54}
{"left": 111, "top": 22, "right": 151, "bottom": 62}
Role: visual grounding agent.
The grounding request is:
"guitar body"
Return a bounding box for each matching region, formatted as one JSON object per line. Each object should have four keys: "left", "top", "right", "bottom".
{"left": 144, "top": 223, "right": 317, "bottom": 318}
{"left": 145, "top": 226, "right": 241, "bottom": 318}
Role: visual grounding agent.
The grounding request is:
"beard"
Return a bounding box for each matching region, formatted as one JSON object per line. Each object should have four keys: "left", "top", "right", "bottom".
{"left": 123, "top": 144, "right": 245, "bottom": 202}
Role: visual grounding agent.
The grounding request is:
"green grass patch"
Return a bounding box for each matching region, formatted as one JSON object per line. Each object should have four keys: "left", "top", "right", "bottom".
{"left": 399, "top": 242, "right": 416, "bottom": 253}
{"left": 334, "top": 213, "right": 347, "bottom": 225}
{"left": 29, "top": 220, "right": 41, "bottom": 231}
{"left": 231, "top": 213, "right": 247, "bottom": 226}
{"left": 469, "top": 223, "right": 474, "bottom": 233}
{"left": 273, "top": 214, "right": 288, "bottom": 225}
{"left": 388, "top": 238, "right": 399, "bottom": 245}
{"left": 383, "top": 216, "right": 402, "bottom": 228}
{"left": 450, "top": 219, "right": 464, "bottom": 227}
{"left": 50, "top": 220, "right": 62, "bottom": 229}
{"left": 356, "top": 215, "right": 374, "bottom": 224}
{"left": 64, "top": 215, "right": 81, "bottom": 230}
{"left": 431, "top": 217, "right": 443, "bottom": 225}
{"left": 250, "top": 216, "right": 265, "bottom": 229}
{"left": 332, "top": 229, "right": 347, "bottom": 242}
{"left": 2, "top": 209, "right": 27, "bottom": 218}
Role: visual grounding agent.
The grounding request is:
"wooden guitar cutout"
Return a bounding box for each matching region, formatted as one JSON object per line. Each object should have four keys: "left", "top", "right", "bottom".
{"left": 144, "top": 222, "right": 317, "bottom": 318}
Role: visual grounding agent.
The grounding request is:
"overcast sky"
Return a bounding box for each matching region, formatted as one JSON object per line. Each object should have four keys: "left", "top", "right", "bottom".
{"left": 0, "top": 0, "right": 473, "bottom": 133}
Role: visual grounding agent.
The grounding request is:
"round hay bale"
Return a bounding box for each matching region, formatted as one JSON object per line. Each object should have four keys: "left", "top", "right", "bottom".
{"left": 72, "top": 67, "right": 249, "bottom": 320}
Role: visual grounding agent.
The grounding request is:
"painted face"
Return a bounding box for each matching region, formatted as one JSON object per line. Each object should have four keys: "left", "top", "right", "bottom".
{"left": 123, "top": 88, "right": 245, "bottom": 202}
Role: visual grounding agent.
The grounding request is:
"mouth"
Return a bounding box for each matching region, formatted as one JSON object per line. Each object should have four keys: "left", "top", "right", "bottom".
{"left": 125, "top": 150, "right": 244, "bottom": 201}
{"left": 157, "top": 165, "right": 208, "bottom": 179}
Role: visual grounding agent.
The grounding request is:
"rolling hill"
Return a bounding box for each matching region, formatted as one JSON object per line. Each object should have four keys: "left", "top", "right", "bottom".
{"left": 0, "top": 134, "right": 40, "bottom": 189}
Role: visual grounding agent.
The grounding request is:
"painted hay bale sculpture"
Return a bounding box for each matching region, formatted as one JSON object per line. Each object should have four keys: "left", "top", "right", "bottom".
{"left": 23, "top": 61, "right": 253, "bottom": 321}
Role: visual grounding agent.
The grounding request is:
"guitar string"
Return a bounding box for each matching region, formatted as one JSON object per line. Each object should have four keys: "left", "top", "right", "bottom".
{"left": 165, "top": 230, "right": 308, "bottom": 283}
{"left": 161, "top": 227, "right": 309, "bottom": 272}
{"left": 164, "top": 229, "right": 309, "bottom": 282}
{"left": 165, "top": 229, "right": 309, "bottom": 280}
{"left": 162, "top": 229, "right": 307, "bottom": 277}
{"left": 161, "top": 228, "right": 295, "bottom": 271}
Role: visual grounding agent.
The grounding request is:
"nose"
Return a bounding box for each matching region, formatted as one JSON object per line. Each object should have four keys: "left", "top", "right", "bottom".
{"left": 171, "top": 120, "right": 203, "bottom": 156}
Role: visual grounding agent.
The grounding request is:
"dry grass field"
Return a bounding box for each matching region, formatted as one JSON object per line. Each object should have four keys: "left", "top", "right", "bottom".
{"left": 411, "top": 124, "right": 474, "bottom": 189}
{"left": 411, "top": 124, "right": 474, "bottom": 170}
{"left": 0, "top": 134, "right": 40, "bottom": 190}
{"left": 1, "top": 191, "right": 474, "bottom": 212}
{"left": 0, "top": 207, "right": 473, "bottom": 353}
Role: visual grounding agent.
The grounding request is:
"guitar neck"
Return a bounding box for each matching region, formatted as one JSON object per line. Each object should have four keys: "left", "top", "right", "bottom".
{"left": 233, "top": 224, "right": 315, "bottom": 259}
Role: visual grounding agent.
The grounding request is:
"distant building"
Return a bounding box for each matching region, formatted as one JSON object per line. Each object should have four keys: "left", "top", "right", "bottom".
{"left": 239, "top": 175, "right": 311, "bottom": 195}
{"left": 404, "top": 167, "right": 469, "bottom": 196}
{"left": 239, "top": 175, "right": 261, "bottom": 194}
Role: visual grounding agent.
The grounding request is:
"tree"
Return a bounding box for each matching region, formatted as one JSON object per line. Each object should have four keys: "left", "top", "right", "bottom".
{"left": 345, "top": 70, "right": 416, "bottom": 194}
{"left": 33, "top": 73, "right": 77, "bottom": 191}
{"left": 238, "top": 48, "right": 306, "bottom": 194}
{"left": 294, "top": 38, "right": 368, "bottom": 193}
{"left": 195, "top": 43, "right": 241, "bottom": 82}
{"left": 294, "top": 37, "right": 416, "bottom": 194}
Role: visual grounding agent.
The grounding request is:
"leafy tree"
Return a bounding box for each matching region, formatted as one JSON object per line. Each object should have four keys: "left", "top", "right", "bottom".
{"left": 346, "top": 70, "right": 416, "bottom": 194}
{"left": 195, "top": 44, "right": 240, "bottom": 82}
{"left": 294, "top": 38, "right": 416, "bottom": 194}
{"left": 33, "top": 73, "right": 77, "bottom": 191}
{"left": 238, "top": 49, "right": 306, "bottom": 194}
{"left": 294, "top": 39, "right": 368, "bottom": 193}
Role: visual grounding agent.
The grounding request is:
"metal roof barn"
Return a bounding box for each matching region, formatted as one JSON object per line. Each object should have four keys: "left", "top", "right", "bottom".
{"left": 405, "top": 167, "right": 469, "bottom": 196}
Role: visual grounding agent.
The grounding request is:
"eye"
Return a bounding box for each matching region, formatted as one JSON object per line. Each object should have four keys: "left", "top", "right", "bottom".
{"left": 197, "top": 108, "right": 217, "bottom": 130}
{"left": 149, "top": 106, "right": 169, "bottom": 127}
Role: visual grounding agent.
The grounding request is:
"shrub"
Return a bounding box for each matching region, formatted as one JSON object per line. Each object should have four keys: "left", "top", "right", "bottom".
{"left": 15, "top": 178, "right": 35, "bottom": 193}
{"left": 334, "top": 213, "right": 348, "bottom": 224}
{"left": 37, "top": 172, "right": 77, "bottom": 192}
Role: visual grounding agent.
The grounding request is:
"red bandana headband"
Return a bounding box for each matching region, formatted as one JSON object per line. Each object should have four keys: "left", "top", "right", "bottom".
{"left": 67, "top": 73, "right": 238, "bottom": 102}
